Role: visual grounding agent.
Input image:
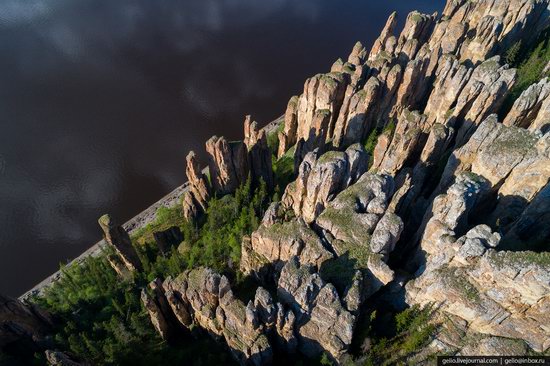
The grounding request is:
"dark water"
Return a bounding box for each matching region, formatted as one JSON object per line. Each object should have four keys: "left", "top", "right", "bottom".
{"left": 0, "top": 0, "right": 444, "bottom": 296}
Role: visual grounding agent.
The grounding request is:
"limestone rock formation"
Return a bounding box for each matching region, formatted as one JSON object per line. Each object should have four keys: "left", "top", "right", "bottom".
{"left": 244, "top": 116, "right": 274, "bottom": 190}
{"left": 408, "top": 233, "right": 550, "bottom": 352}
{"left": 418, "top": 173, "right": 490, "bottom": 259}
{"left": 502, "top": 183, "right": 550, "bottom": 251}
{"left": 141, "top": 289, "right": 172, "bottom": 341}
{"left": 368, "top": 11, "right": 397, "bottom": 61}
{"left": 295, "top": 72, "right": 349, "bottom": 143}
{"left": 161, "top": 269, "right": 273, "bottom": 366}
{"left": 348, "top": 41, "right": 368, "bottom": 66}
{"left": 277, "top": 258, "right": 355, "bottom": 360}
{"left": 406, "top": 170, "right": 550, "bottom": 353}
{"left": 423, "top": 54, "right": 473, "bottom": 126}
{"left": 316, "top": 172, "right": 402, "bottom": 299}
{"left": 420, "top": 54, "right": 517, "bottom": 145}
{"left": 182, "top": 151, "right": 211, "bottom": 220}
{"left": 278, "top": 96, "right": 299, "bottom": 158}
{"left": 316, "top": 173, "right": 396, "bottom": 252}
{"left": 206, "top": 136, "right": 249, "bottom": 195}
{"left": 282, "top": 144, "right": 369, "bottom": 223}
{"left": 451, "top": 57, "right": 517, "bottom": 145}
{"left": 371, "top": 109, "right": 425, "bottom": 176}
{"left": 85, "top": 0, "right": 550, "bottom": 363}
{"left": 241, "top": 215, "right": 333, "bottom": 280}
{"left": 98, "top": 214, "right": 142, "bottom": 272}
{"left": 370, "top": 212, "right": 404, "bottom": 259}
{"left": 184, "top": 117, "right": 275, "bottom": 220}
{"left": 453, "top": 0, "right": 549, "bottom": 64}
{"left": 332, "top": 75, "right": 381, "bottom": 148}
{"left": 504, "top": 77, "right": 550, "bottom": 132}
{"left": 274, "top": 303, "right": 298, "bottom": 354}
{"left": 141, "top": 278, "right": 182, "bottom": 342}
{"left": 437, "top": 116, "right": 549, "bottom": 233}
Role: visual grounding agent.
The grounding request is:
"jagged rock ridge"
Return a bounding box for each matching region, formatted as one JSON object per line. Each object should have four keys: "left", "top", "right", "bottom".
{"left": 90, "top": 0, "right": 550, "bottom": 364}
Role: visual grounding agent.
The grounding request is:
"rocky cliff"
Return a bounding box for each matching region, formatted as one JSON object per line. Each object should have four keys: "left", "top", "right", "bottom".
{"left": 129, "top": 0, "right": 550, "bottom": 364}
{"left": 14, "top": 0, "right": 550, "bottom": 365}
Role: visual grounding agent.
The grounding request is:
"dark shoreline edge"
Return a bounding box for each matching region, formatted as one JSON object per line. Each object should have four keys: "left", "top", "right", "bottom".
{"left": 19, "top": 115, "right": 283, "bottom": 301}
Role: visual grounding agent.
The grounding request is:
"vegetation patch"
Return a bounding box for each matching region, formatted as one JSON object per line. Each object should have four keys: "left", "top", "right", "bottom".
{"left": 266, "top": 117, "right": 285, "bottom": 156}
{"left": 487, "top": 250, "right": 550, "bottom": 269}
{"left": 32, "top": 249, "right": 235, "bottom": 366}
{"left": 351, "top": 305, "right": 437, "bottom": 366}
{"left": 500, "top": 28, "right": 550, "bottom": 117}
{"left": 272, "top": 145, "right": 296, "bottom": 197}
{"left": 30, "top": 177, "right": 270, "bottom": 365}
{"left": 436, "top": 266, "right": 480, "bottom": 302}
{"left": 317, "top": 150, "right": 345, "bottom": 164}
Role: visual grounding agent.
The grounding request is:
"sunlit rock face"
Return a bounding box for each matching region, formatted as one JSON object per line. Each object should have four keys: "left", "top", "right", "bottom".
{"left": 134, "top": 0, "right": 550, "bottom": 363}
{"left": 183, "top": 116, "right": 274, "bottom": 221}
{"left": 98, "top": 214, "right": 143, "bottom": 272}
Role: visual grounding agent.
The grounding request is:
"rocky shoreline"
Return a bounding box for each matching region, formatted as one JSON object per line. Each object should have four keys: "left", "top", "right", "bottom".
{"left": 4, "top": 0, "right": 550, "bottom": 364}
{"left": 19, "top": 183, "right": 189, "bottom": 301}
{"left": 140, "top": 0, "right": 550, "bottom": 362}
{"left": 19, "top": 117, "right": 284, "bottom": 301}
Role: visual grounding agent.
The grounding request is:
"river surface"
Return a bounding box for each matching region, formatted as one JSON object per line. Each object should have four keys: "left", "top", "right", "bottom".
{"left": 0, "top": 0, "right": 444, "bottom": 296}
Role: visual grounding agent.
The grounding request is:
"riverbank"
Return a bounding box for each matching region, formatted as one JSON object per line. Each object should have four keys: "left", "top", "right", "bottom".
{"left": 19, "top": 183, "right": 189, "bottom": 301}
{"left": 19, "top": 116, "right": 283, "bottom": 301}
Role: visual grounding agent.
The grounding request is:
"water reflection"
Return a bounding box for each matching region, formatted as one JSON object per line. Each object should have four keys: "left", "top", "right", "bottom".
{"left": 0, "top": 0, "right": 444, "bottom": 296}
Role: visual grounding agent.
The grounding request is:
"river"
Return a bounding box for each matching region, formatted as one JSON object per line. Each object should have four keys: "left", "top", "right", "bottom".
{"left": 0, "top": 0, "right": 444, "bottom": 296}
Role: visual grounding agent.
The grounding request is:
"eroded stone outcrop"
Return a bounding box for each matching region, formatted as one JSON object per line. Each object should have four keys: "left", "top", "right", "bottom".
{"left": 294, "top": 72, "right": 349, "bottom": 144}
{"left": 316, "top": 172, "right": 402, "bottom": 300}
{"left": 282, "top": 144, "right": 369, "bottom": 223}
{"left": 418, "top": 173, "right": 491, "bottom": 259}
{"left": 408, "top": 227, "right": 550, "bottom": 353}
{"left": 452, "top": 57, "right": 517, "bottom": 145}
{"left": 141, "top": 278, "right": 181, "bottom": 341}
{"left": 182, "top": 151, "right": 211, "bottom": 220}
{"left": 241, "top": 213, "right": 333, "bottom": 280}
{"left": 184, "top": 117, "right": 274, "bottom": 220}
{"left": 369, "top": 11, "right": 397, "bottom": 62}
{"left": 206, "top": 136, "right": 249, "bottom": 195}
{"left": 98, "top": 214, "right": 142, "bottom": 272}
{"left": 454, "top": 0, "right": 549, "bottom": 64}
{"left": 407, "top": 172, "right": 550, "bottom": 353}
{"left": 278, "top": 96, "right": 300, "bottom": 158}
{"left": 332, "top": 74, "right": 381, "bottom": 148}
{"left": 141, "top": 289, "right": 172, "bottom": 341}
{"left": 502, "top": 182, "right": 550, "bottom": 251}
{"left": 504, "top": 77, "right": 550, "bottom": 132}
{"left": 422, "top": 55, "right": 516, "bottom": 144}
{"left": 161, "top": 269, "right": 273, "bottom": 366}
{"left": 244, "top": 116, "right": 274, "bottom": 190}
{"left": 371, "top": 109, "right": 425, "bottom": 176}
{"left": 45, "top": 350, "right": 88, "bottom": 366}
{"left": 277, "top": 258, "right": 355, "bottom": 360}
{"left": 437, "top": 116, "right": 550, "bottom": 233}
{"left": 123, "top": 0, "right": 550, "bottom": 363}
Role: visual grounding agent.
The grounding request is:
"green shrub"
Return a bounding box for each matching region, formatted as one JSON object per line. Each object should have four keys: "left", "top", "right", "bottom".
{"left": 320, "top": 352, "right": 334, "bottom": 366}
{"left": 355, "top": 305, "right": 436, "bottom": 366}
{"left": 505, "top": 40, "right": 522, "bottom": 66}
{"left": 272, "top": 145, "right": 296, "bottom": 195}
{"left": 31, "top": 176, "right": 271, "bottom": 365}
{"left": 500, "top": 29, "right": 550, "bottom": 117}
{"left": 266, "top": 120, "right": 285, "bottom": 155}
{"left": 363, "top": 128, "right": 379, "bottom": 155}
